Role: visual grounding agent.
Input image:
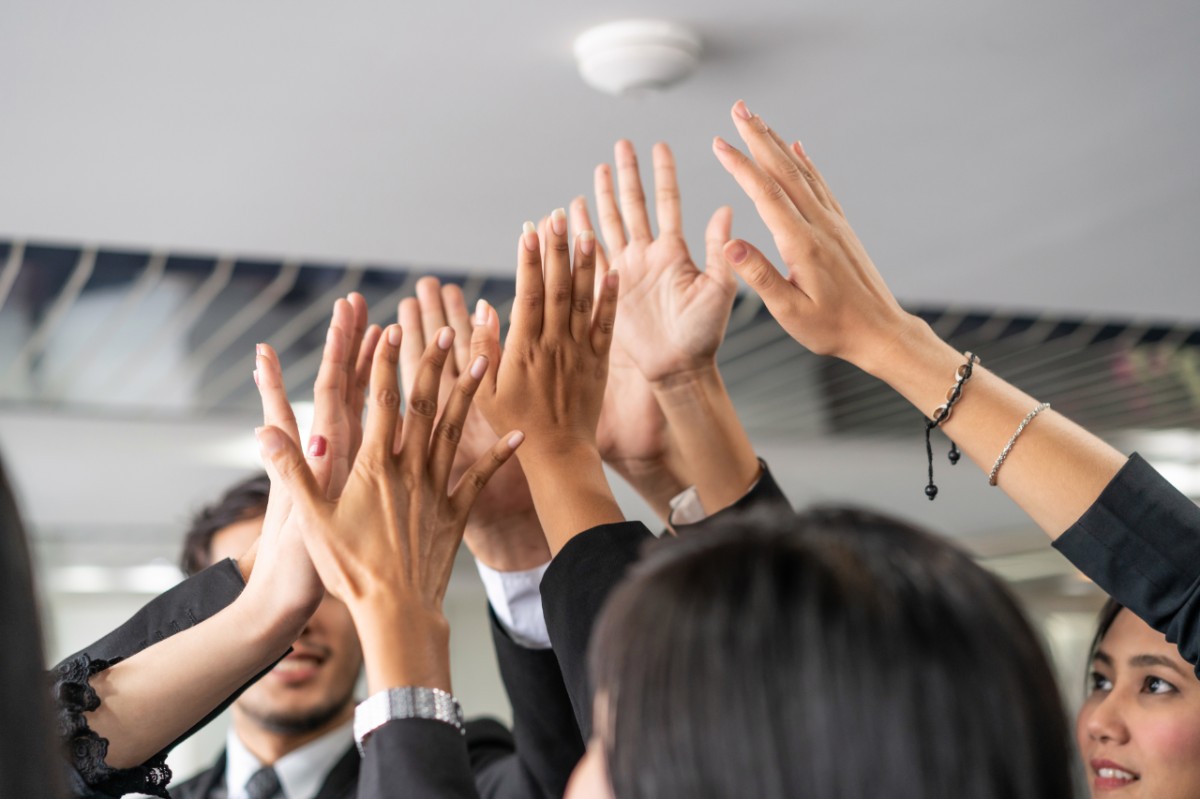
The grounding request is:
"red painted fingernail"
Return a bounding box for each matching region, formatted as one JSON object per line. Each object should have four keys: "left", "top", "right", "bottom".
{"left": 307, "top": 435, "right": 327, "bottom": 458}
{"left": 726, "top": 241, "right": 749, "bottom": 264}
{"left": 733, "top": 100, "right": 752, "bottom": 120}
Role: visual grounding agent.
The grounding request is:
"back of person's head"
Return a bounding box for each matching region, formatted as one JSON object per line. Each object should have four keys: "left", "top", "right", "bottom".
{"left": 180, "top": 473, "right": 270, "bottom": 575}
{"left": 0, "top": 456, "right": 67, "bottom": 797}
{"left": 589, "top": 505, "right": 1074, "bottom": 799}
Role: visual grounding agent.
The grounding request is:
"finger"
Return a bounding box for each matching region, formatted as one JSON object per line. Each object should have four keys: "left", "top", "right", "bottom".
{"left": 509, "top": 221, "right": 545, "bottom": 343}
{"left": 397, "top": 297, "right": 426, "bottom": 400}
{"left": 712, "top": 134, "right": 816, "bottom": 265}
{"left": 703, "top": 206, "right": 737, "bottom": 290}
{"left": 537, "top": 215, "right": 550, "bottom": 266}
{"left": 570, "top": 230, "right": 597, "bottom": 343}
{"left": 730, "top": 100, "right": 826, "bottom": 222}
{"left": 441, "top": 283, "right": 474, "bottom": 372}
{"left": 415, "top": 277, "right": 450, "bottom": 365}
{"left": 723, "top": 238, "right": 810, "bottom": 316}
{"left": 348, "top": 323, "right": 381, "bottom": 460}
{"left": 449, "top": 430, "right": 525, "bottom": 517}
{"left": 362, "top": 324, "right": 404, "bottom": 463}
{"left": 651, "top": 142, "right": 683, "bottom": 236}
{"left": 469, "top": 300, "right": 501, "bottom": 398}
{"left": 343, "top": 292, "right": 370, "bottom": 407}
{"left": 570, "top": 195, "right": 610, "bottom": 276}
{"left": 542, "top": 206, "right": 573, "bottom": 339}
{"left": 399, "top": 327, "right": 454, "bottom": 468}
{"left": 310, "top": 299, "right": 355, "bottom": 493}
{"left": 428, "top": 352, "right": 488, "bottom": 488}
{"left": 614, "top": 139, "right": 652, "bottom": 241}
{"left": 254, "top": 343, "right": 302, "bottom": 445}
{"left": 256, "top": 425, "right": 323, "bottom": 514}
{"left": 793, "top": 140, "right": 845, "bottom": 217}
{"left": 593, "top": 163, "right": 627, "bottom": 254}
{"left": 590, "top": 268, "right": 620, "bottom": 361}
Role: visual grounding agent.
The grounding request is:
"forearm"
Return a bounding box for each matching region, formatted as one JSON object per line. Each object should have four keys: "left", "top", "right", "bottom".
{"left": 353, "top": 597, "right": 454, "bottom": 694}
{"left": 652, "top": 363, "right": 761, "bottom": 515}
{"left": 463, "top": 508, "right": 550, "bottom": 572}
{"left": 85, "top": 589, "right": 301, "bottom": 768}
{"left": 521, "top": 444, "right": 625, "bottom": 555}
{"left": 606, "top": 455, "right": 688, "bottom": 525}
{"left": 864, "top": 315, "right": 1126, "bottom": 537}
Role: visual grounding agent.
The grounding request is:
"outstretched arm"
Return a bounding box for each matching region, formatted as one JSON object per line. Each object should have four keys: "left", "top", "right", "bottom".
{"left": 712, "top": 100, "right": 1125, "bottom": 537}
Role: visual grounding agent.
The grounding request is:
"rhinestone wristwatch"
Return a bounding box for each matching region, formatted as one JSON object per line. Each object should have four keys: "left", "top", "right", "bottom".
{"left": 354, "top": 686, "right": 465, "bottom": 755}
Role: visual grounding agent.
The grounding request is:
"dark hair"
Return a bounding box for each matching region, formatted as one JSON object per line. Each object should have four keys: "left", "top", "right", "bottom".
{"left": 1086, "top": 597, "right": 1125, "bottom": 675}
{"left": 0, "top": 456, "right": 67, "bottom": 797}
{"left": 589, "top": 505, "right": 1075, "bottom": 799}
{"left": 180, "top": 473, "right": 270, "bottom": 575}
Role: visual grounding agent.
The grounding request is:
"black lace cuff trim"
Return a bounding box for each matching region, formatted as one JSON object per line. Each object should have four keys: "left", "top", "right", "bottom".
{"left": 53, "top": 654, "right": 172, "bottom": 798}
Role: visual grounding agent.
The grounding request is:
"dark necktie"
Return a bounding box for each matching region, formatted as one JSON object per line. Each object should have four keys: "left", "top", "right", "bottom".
{"left": 245, "top": 765, "right": 284, "bottom": 799}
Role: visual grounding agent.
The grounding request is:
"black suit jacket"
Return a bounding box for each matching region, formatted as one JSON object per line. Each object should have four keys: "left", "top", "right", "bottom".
{"left": 1053, "top": 452, "right": 1200, "bottom": 675}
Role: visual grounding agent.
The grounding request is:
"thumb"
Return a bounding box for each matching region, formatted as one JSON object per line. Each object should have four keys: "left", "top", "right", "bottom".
{"left": 257, "top": 425, "right": 322, "bottom": 514}
{"left": 722, "top": 239, "right": 803, "bottom": 309}
{"left": 704, "top": 206, "right": 736, "bottom": 290}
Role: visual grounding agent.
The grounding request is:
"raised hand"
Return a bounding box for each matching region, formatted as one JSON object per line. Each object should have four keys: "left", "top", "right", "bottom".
{"left": 471, "top": 211, "right": 623, "bottom": 553}
{"left": 594, "top": 141, "right": 738, "bottom": 382}
{"left": 398, "top": 277, "right": 548, "bottom": 571}
{"left": 711, "top": 100, "right": 913, "bottom": 372}
{"left": 258, "top": 325, "right": 522, "bottom": 691}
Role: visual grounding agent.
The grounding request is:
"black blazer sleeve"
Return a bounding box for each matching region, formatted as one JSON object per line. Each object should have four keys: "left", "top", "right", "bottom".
{"left": 359, "top": 719, "right": 481, "bottom": 799}
{"left": 1053, "top": 452, "right": 1200, "bottom": 675}
{"left": 672, "top": 461, "right": 793, "bottom": 537}
{"left": 60, "top": 558, "right": 247, "bottom": 665}
{"left": 468, "top": 608, "right": 585, "bottom": 799}
{"left": 540, "top": 521, "right": 657, "bottom": 738}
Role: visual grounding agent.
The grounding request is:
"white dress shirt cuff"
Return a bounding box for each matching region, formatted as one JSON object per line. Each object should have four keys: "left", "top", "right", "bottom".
{"left": 475, "top": 559, "right": 553, "bottom": 650}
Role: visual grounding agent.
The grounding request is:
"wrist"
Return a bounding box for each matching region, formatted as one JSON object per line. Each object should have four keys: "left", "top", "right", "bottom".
{"left": 351, "top": 597, "right": 452, "bottom": 693}
{"left": 648, "top": 360, "right": 721, "bottom": 396}
{"left": 464, "top": 508, "right": 550, "bottom": 571}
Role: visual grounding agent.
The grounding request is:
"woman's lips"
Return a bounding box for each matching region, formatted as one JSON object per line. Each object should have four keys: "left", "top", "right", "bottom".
{"left": 1091, "top": 759, "right": 1139, "bottom": 791}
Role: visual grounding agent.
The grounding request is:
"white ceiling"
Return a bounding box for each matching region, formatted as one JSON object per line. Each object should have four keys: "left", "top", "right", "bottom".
{"left": 1, "top": 1, "right": 1198, "bottom": 577}
{"left": 2, "top": 1, "right": 1198, "bottom": 321}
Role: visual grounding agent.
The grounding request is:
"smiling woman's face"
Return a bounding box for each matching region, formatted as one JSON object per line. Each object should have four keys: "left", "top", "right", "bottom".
{"left": 1076, "top": 609, "right": 1200, "bottom": 797}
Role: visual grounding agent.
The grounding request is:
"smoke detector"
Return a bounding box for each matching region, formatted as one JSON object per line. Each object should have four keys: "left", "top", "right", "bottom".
{"left": 574, "top": 20, "right": 702, "bottom": 97}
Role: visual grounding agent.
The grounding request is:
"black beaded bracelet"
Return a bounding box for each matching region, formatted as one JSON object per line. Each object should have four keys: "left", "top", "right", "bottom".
{"left": 923, "top": 352, "right": 979, "bottom": 500}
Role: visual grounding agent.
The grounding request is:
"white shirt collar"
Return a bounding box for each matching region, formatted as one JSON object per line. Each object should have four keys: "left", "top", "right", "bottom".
{"left": 224, "top": 720, "right": 356, "bottom": 799}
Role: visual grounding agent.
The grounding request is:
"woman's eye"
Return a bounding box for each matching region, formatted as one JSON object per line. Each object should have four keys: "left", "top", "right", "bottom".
{"left": 1144, "top": 676, "right": 1177, "bottom": 695}
{"left": 1090, "top": 672, "right": 1113, "bottom": 693}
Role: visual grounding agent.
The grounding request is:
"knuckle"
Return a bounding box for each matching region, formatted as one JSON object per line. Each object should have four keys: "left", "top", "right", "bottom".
{"left": 550, "top": 239, "right": 570, "bottom": 254}
{"left": 436, "top": 422, "right": 462, "bottom": 443}
{"left": 551, "top": 285, "right": 572, "bottom": 304}
{"left": 598, "top": 316, "right": 615, "bottom": 335}
{"left": 409, "top": 398, "right": 437, "bottom": 418}
{"left": 468, "top": 469, "right": 489, "bottom": 491}
{"left": 375, "top": 387, "right": 401, "bottom": 410}
{"left": 758, "top": 176, "right": 787, "bottom": 203}
{"left": 572, "top": 297, "right": 593, "bottom": 314}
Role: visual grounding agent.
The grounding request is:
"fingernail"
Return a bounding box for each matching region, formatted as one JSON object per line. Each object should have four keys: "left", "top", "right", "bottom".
{"left": 793, "top": 140, "right": 807, "bottom": 159}
{"left": 522, "top": 221, "right": 538, "bottom": 252}
{"left": 307, "top": 435, "right": 327, "bottom": 458}
{"left": 579, "top": 230, "right": 595, "bottom": 255}
{"left": 257, "top": 426, "right": 284, "bottom": 454}
{"left": 713, "top": 136, "right": 732, "bottom": 152}
{"left": 726, "top": 241, "right": 749, "bottom": 264}
{"left": 437, "top": 327, "right": 454, "bottom": 350}
{"left": 606, "top": 270, "right": 620, "bottom": 290}
{"left": 253, "top": 369, "right": 260, "bottom": 387}
{"left": 474, "top": 299, "right": 488, "bottom": 326}
{"left": 550, "top": 208, "right": 567, "bottom": 236}
{"left": 470, "top": 355, "right": 488, "bottom": 379}
{"left": 507, "top": 431, "right": 525, "bottom": 449}
{"left": 387, "top": 324, "right": 402, "bottom": 347}
{"left": 255, "top": 343, "right": 266, "bottom": 356}
{"left": 734, "top": 100, "right": 752, "bottom": 120}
